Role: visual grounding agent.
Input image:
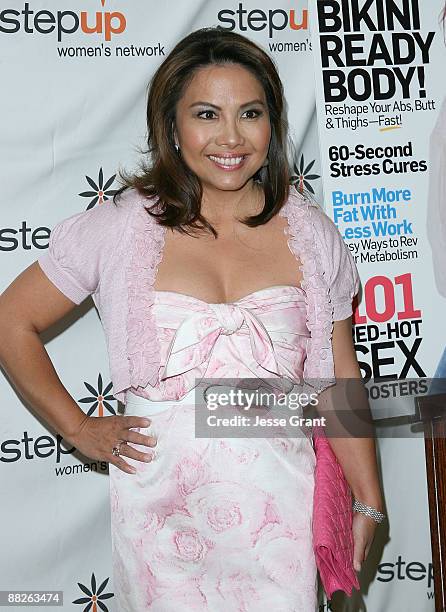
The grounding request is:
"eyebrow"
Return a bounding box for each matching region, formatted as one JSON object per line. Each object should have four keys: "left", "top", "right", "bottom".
{"left": 188, "top": 99, "right": 266, "bottom": 110}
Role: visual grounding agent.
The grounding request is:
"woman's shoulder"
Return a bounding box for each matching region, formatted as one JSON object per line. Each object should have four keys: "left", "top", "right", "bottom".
{"left": 287, "top": 184, "right": 341, "bottom": 244}
{"left": 35, "top": 187, "right": 162, "bottom": 305}
{"left": 287, "top": 185, "right": 360, "bottom": 301}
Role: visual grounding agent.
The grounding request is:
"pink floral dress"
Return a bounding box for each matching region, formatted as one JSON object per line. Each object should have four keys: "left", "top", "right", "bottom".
{"left": 109, "top": 284, "right": 318, "bottom": 611}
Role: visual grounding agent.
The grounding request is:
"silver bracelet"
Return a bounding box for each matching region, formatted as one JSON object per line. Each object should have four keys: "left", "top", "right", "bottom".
{"left": 353, "top": 499, "right": 386, "bottom": 524}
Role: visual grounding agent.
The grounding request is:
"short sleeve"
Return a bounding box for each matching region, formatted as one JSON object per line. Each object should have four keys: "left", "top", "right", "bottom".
{"left": 312, "top": 204, "right": 361, "bottom": 321}
{"left": 37, "top": 200, "right": 128, "bottom": 305}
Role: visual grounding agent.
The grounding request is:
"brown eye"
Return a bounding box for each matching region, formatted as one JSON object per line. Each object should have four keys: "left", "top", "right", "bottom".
{"left": 243, "top": 109, "right": 263, "bottom": 119}
{"left": 197, "top": 110, "right": 216, "bottom": 120}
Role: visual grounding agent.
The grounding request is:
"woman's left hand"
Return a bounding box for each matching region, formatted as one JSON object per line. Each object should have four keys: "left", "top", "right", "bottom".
{"left": 352, "top": 511, "right": 378, "bottom": 572}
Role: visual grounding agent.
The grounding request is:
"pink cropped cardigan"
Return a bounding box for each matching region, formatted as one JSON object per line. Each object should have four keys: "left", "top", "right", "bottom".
{"left": 37, "top": 185, "right": 360, "bottom": 405}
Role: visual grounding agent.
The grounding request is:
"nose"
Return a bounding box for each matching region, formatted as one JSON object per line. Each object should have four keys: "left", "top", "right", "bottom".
{"left": 215, "top": 117, "right": 245, "bottom": 148}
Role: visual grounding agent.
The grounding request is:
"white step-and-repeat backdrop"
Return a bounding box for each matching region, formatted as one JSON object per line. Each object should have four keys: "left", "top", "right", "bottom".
{"left": 1, "top": 1, "right": 445, "bottom": 610}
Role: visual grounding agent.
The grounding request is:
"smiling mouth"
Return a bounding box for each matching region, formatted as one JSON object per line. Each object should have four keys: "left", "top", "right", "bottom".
{"left": 207, "top": 155, "right": 247, "bottom": 169}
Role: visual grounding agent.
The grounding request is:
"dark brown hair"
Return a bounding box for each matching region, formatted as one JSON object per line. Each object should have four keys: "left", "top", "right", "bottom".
{"left": 112, "top": 27, "right": 292, "bottom": 238}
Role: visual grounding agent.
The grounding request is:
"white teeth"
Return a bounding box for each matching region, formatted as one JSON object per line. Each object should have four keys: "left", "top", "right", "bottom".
{"left": 209, "top": 155, "right": 245, "bottom": 166}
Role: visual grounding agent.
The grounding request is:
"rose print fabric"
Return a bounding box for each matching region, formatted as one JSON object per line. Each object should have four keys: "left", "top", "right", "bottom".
{"left": 109, "top": 285, "right": 318, "bottom": 611}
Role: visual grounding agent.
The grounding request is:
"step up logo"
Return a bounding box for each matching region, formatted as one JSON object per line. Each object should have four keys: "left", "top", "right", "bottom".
{"left": 0, "top": 373, "right": 115, "bottom": 474}
{"left": 217, "top": 3, "right": 308, "bottom": 39}
{"left": 377, "top": 555, "right": 434, "bottom": 599}
{"left": 0, "top": 0, "right": 126, "bottom": 42}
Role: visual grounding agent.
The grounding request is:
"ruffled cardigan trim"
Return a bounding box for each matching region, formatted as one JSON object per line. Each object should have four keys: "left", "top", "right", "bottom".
{"left": 120, "top": 187, "right": 335, "bottom": 404}
{"left": 278, "top": 192, "right": 336, "bottom": 392}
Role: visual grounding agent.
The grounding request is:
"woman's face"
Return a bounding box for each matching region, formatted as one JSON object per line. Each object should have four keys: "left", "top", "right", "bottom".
{"left": 174, "top": 63, "right": 271, "bottom": 193}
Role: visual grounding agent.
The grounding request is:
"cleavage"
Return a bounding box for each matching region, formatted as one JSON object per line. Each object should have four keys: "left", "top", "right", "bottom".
{"left": 153, "top": 216, "right": 303, "bottom": 304}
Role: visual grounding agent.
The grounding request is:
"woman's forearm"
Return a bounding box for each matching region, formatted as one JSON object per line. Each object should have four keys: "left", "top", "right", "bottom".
{"left": 325, "top": 436, "right": 384, "bottom": 511}
{"left": 0, "top": 324, "right": 89, "bottom": 439}
{"left": 315, "top": 378, "right": 384, "bottom": 511}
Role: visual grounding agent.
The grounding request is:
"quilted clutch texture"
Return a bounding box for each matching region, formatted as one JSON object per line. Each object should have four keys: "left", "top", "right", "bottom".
{"left": 312, "top": 425, "right": 361, "bottom": 599}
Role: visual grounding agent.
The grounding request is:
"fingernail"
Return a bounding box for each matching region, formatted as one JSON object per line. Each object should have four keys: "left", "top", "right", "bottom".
{"left": 129, "top": 467, "right": 137, "bottom": 473}
{"left": 142, "top": 419, "right": 151, "bottom": 426}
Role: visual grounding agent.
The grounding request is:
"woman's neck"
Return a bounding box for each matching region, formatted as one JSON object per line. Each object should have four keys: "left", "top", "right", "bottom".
{"left": 200, "top": 181, "right": 264, "bottom": 229}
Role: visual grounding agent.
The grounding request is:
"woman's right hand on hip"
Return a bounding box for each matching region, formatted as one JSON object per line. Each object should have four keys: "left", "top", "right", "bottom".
{"left": 64, "top": 415, "right": 157, "bottom": 474}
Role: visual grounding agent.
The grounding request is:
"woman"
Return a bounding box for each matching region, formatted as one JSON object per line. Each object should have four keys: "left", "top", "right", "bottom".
{"left": 0, "top": 27, "right": 384, "bottom": 611}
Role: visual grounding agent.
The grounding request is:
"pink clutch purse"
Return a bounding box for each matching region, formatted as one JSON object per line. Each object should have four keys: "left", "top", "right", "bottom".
{"left": 311, "top": 425, "right": 360, "bottom": 599}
